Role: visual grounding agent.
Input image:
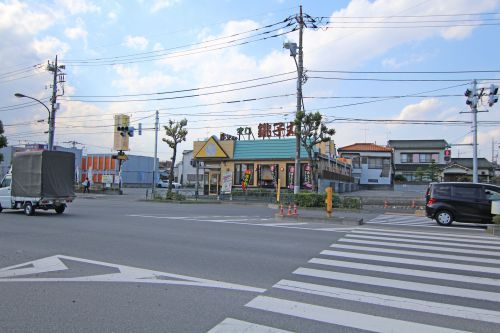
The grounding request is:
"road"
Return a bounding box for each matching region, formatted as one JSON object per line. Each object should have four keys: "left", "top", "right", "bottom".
{"left": 0, "top": 191, "right": 499, "bottom": 332}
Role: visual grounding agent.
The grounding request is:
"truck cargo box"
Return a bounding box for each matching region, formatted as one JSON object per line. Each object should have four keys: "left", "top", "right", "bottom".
{"left": 12, "top": 151, "right": 75, "bottom": 198}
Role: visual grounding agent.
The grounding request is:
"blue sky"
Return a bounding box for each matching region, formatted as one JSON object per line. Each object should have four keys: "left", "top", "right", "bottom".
{"left": 1, "top": 0, "right": 499, "bottom": 162}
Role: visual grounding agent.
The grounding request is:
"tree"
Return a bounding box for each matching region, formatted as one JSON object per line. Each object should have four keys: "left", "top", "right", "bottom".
{"left": 415, "top": 167, "right": 425, "bottom": 182}
{"left": 426, "top": 159, "right": 440, "bottom": 182}
{"left": 162, "top": 118, "right": 188, "bottom": 193}
{"left": 0, "top": 120, "right": 7, "bottom": 163}
{"left": 296, "top": 111, "right": 335, "bottom": 192}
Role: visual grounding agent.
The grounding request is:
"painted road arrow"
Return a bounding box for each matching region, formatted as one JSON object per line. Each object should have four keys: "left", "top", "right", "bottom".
{"left": 0, "top": 255, "right": 265, "bottom": 293}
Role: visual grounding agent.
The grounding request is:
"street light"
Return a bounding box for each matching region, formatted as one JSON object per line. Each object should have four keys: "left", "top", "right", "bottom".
{"left": 14, "top": 93, "right": 53, "bottom": 150}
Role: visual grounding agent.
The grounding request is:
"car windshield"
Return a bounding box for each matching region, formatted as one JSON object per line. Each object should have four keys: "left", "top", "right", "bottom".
{"left": 1, "top": 177, "right": 11, "bottom": 188}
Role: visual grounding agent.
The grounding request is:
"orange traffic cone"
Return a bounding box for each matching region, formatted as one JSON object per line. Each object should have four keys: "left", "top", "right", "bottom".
{"left": 287, "top": 204, "right": 292, "bottom": 216}
{"left": 411, "top": 200, "right": 416, "bottom": 209}
{"left": 279, "top": 204, "right": 284, "bottom": 216}
{"left": 293, "top": 203, "right": 298, "bottom": 216}
{"left": 384, "top": 200, "right": 389, "bottom": 209}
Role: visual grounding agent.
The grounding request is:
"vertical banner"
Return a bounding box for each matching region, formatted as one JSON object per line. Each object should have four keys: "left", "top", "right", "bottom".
{"left": 242, "top": 169, "right": 252, "bottom": 191}
{"left": 287, "top": 165, "right": 295, "bottom": 189}
{"left": 221, "top": 171, "right": 233, "bottom": 194}
{"left": 303, "top": 164, "right": 312, "bottom": 189}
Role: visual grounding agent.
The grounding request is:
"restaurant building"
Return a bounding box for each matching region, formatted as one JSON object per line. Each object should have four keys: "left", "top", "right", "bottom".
{"left": 193, "top": 135, "right": 353, "bottom": 195}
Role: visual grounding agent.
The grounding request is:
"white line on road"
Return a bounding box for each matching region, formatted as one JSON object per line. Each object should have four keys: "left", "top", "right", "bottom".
{"left": 346, "top": 234, "right": 500, "bottom": 250}
{"left": 309, "top": 258, "right": 500, "bottom": 287}
{"left": 338, "top": 238, "right": 500, "bottom": 257}
{"left": 274, "top": 279, "right": 500, "bottom": 324}
{"left": 294, "top": 267, "right": 500, "bottom": 302}
{"left": 246, "top": 296, "right": 470, "bottom": 333}
{"left": 358, "top": 227, "right": 495, "bottom": 240}
{"left": 322, "top": 249, "right": 500, "bottom": 273}
{"left": 352, "top": 229, "right": 500, "bottom": 245}
{"left": 207, "top": 318, "right": 292, "bottom": 333}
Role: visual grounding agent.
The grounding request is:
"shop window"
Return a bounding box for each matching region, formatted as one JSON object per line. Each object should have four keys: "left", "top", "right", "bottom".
{"left": 234, "top": 163, "right": 254, "bottom": 185}
{"left": 257, "top": 164, "right": 279, "bottom": 188}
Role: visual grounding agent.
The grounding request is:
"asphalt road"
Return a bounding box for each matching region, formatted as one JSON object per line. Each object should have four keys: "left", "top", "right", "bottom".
{"left": 1, "top": 191, "right": 499, "bottom": 332}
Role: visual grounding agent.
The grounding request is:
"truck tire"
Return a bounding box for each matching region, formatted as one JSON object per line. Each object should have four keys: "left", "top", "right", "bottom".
{"left": 0, "top": 203, "right": 3, "bottom": 213}
{"left": 55, "top": 205, "right": 65, "bottom": 214}
{"left": 23, "top": 202, "right": 35, "bottom": 216}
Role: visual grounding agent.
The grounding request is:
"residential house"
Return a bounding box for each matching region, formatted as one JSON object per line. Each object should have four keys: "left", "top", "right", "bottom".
{"left": 441, "top": 158, "right": 495, "bottom": 183}
{"left": 338, "top": 143, "right": 393, "bottom": 188}
{"left": 388, "top": 139, "right": 448, "bottom": 182}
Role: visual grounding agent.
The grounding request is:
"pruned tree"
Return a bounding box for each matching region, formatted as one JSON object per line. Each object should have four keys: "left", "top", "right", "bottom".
{"left": 296, "top": 111, "right": 335, "bottom": 192}
{"left": 426, "top": 159, "right": 440, "bottom": 182}
{"left": 162, "top": 118, "right": 188, "bottom": 193}
{"left": 0, "top": 120, "right": 7, "bottom": 163}
{"left": 415, "top": 167, "right": 425, "bottom": 182}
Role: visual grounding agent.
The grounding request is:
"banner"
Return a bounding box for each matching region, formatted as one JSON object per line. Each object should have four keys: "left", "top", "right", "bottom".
{"left": 221, "top": 171, "right": 233, "bottom": 194}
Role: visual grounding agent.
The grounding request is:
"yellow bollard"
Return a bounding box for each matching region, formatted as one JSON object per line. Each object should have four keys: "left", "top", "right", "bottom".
{"left": 325, "top": 186, "right": 333, "bottom": 217}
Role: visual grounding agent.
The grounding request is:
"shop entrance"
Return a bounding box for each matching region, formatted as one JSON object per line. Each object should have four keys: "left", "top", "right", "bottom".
{"left": 209, "top": 171, "right": 220, "bottom": 195}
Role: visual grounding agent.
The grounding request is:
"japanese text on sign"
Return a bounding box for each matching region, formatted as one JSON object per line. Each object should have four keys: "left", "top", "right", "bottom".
{"left": 258, "top": 122, "right": 295, "bottom": 139}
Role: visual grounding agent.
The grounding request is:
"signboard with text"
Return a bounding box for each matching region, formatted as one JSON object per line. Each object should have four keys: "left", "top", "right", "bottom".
{"left": 258, "top": 122, "right": 295, "bottom": 139}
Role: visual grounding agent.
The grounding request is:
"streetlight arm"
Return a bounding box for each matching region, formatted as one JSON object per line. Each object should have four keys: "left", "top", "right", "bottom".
{"left": 14, "top": 93, "right": 50, "bottom": 116}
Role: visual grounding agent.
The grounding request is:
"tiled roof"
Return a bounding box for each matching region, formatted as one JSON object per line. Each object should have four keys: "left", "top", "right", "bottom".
{"left": 338, "top": 143, "right": 392, "bottom": 152}
{"left": 387, "top": 139, "right": 448, "bottom": 149}
{"left": 233, "top": 138, "right": 312, "bottom": 160}
{"left": 450, "top": 158, "right": 493, "bottom": 169}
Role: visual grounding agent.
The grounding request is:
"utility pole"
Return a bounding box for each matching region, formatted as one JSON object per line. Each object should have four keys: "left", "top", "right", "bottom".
{"left": 153, "top": 110, "right": 159, "bottom": 197}
{"left": 47, "top": 55, "right": 65, "bottom": 151}
{"left": 472, "top": 80, "right": 479, "bottom": 183}
{"left": 293, "top": 5, "right": 304, "bottom": 195}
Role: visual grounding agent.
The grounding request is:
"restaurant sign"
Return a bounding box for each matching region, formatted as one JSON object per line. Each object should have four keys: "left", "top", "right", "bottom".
{"left": 258, "top": 122, "right": 295, "bottom": 139}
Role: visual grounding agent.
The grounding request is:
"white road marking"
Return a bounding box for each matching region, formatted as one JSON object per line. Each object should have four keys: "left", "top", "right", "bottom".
{"left": 274, "top": 279, "right": 500, "bottom": 324}
{"left": 346, "top": 234, "right": 500, "bottom": 250}
{"left": 352, "top": 229, "right": 500, "bottom": 245}
{"left": 0, "top": 255, "right": 265, "bottom": 293}
{"left": 338, "top": 238, "right": 500, "bottom": 257}
{"left": 0, "top": 256, "right": 68, "bottom": 278}
{"left": 127, "top": 214, "right": 349, "bottom": 233}
{"left": 294, "top": 267, "right": 500, "bottom": 302}
{"left": 207, "top": 318, "right": 292, "bottom": 333}
{"left": 246, "top": 296, "right": 470, "bottom": 333}
{"left": 309, "top": 258, "right": 500, "bottom": 287}
{"left": 330, "top": 239, "right": 500, "bottom": 265}
{"left": 358, "top": 227, "right": 496, "bottom": 240}
{"left": 260, "top": 222, "right": 309, "bottom": 226}
{"left": 322, "top": 249, "right": 500, "bottom": 273}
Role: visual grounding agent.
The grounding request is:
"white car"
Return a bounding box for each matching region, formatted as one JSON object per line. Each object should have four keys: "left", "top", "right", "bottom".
{"left": 157, "top": 180, "right": 181, "bottom": 189}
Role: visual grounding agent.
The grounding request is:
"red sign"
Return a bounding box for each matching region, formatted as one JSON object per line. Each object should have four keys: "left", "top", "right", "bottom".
{"left": 258, "top": 122, "right": 295, "bottom": 139}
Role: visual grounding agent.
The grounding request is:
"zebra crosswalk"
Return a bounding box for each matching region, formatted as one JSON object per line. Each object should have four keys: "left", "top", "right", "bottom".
{"left": 208, "top": 228, "right": 500, "bottom": 332}
{"left": 366, "top": 213, "right": 486, "bottom": 228}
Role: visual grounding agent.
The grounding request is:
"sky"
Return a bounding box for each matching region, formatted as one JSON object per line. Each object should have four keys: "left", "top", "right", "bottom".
{"left": 1, "top": 0, "right": 500, "bottom": 163}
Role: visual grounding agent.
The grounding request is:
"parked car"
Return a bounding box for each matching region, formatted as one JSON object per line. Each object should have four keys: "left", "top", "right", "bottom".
{"left": 157, "top": 180, "right": 181, "bottom": 189}
{"left": 425, "top": 182, "right": 500, "bottom": 226}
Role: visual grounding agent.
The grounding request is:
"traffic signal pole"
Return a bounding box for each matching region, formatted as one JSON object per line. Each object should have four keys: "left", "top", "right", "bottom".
{"left": 471, "top": 80, "right": 478, "bottom": 183}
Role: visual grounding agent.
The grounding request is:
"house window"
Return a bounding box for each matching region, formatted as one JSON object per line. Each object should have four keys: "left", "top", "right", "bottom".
{"left": 361, "top": 157, "right": 368, "bottom": 164}
{"left": 431, "top": 153, "right": 439, "bottom": 162}
{"left": 368, "top": 158, "right": 383, "bottom": 169}
{"left": 257, "top": 164, "right": 278, "bottom": 188}
{"left": 401, "top": 153, "right": 410, "bottom": 163}
{"left": 352, "top": 156, "right": 360, "bottom": 168}
{"left": 234, "top": 164, "right": 254, "bottom": 185}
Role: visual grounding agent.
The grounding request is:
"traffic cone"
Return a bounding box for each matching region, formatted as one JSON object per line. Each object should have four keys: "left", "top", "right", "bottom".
{"left": 279, "top": 204, "right": 284, "bottom": 217}
{"left": 384, "top": 200, "right": 389, "bottom": 209}
{"left": 411, "top": 200, "right": 416, "bottom": 209}
{"left": 287, "top": 204, "right": 292, "bottom": 216}
{"left": 293, "top": 203, "right": 298, "bottom": 216}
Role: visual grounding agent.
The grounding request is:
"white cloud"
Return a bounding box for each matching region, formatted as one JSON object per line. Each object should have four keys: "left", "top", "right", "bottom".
{"left": 111, "top": 64, "right": 175, "bottom": 93}
{"left": 64, "top": 18, "right": 88, "bottom": 49}
{"left": 107, "top": 11, "right": 118, "bottom": 22}
{"left": 150, "top": 0, "right": 181, "bottom": 13}
{"left": 394, "top": 99, "right": 441, "bottom": 121}
{"left": 123, "top": 35, "right": 149, "bottom": 51}
{"left": 382, "top": 53, "right": 429, "bottom": 69}
{"left": 31, "top": 36, "right": 70, "bottom": 58}
{"left": 55, "top": 0, "right": 101, "bottom": 15}
{"left": 0, "top": 0, "right": 53, "bottom": 35}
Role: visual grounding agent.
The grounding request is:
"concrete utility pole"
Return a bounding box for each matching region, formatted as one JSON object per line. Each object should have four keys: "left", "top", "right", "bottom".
{"left": 47, "top": 55, "right": 65, "bottom": 151}
{"left": 472, "top": 80, "right": 478, "bottom": 183}
{"left": 293, "top": 5, "right": 304, "bottom": 195}
{"left": 153, "top": 110, "right": 159, "bottom": 197}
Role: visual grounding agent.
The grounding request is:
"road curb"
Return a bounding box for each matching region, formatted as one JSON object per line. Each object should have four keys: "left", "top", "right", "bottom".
{"left": 274, "top": 213, "right": 364, "bottom": 225}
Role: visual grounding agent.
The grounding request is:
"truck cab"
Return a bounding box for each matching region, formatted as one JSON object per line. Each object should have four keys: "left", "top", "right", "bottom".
{"left": 0, "top": 173, "right": 12, "bottom": 212}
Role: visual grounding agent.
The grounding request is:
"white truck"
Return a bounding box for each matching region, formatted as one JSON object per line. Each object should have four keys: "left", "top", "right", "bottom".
{"left": 0, "top": 150, "right": 75, "bottom": 216}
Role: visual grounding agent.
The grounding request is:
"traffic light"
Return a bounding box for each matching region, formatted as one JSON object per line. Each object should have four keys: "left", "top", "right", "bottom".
{"left": 444, "top": 149, "right": 451, "bottom": 162}
{"left": 117, "top": 126, "right": 129, "bottom": 137}
{"left": 464, "top": 88, "right": 474, "bottom": 106}
{"left": 488, "top": 84, "right": 498, "bottom": 107}
{"left": 127, "top": 126, "right": 135, "bottom": 137}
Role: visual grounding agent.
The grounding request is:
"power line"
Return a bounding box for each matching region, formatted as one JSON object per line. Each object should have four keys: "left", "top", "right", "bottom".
{"left": 310, "top": 12, "right": 500, "bottom": 19}
{"left": 309, "top": 76, "right": 500, "bottom": 82}
{"left": 308, "top": 69, "right": 500, "bottom": 74}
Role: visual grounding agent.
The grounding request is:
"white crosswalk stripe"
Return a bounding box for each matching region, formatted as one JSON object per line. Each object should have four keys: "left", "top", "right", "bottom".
{"left": 209, "top": 227, "right": 500, "bottom": 333}
{"left": 366, "top": 213, "right": 487, "bottom": 228}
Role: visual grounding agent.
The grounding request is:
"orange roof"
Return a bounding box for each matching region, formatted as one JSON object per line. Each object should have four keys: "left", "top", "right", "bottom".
{"left": 338, "top": 143, "right": 392, "bottom": 152}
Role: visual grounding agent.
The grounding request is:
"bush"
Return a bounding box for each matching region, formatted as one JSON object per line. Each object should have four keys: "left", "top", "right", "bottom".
{"left": 293, "top": 192, "right": 326, "bottom": 207}
{"left": 164, "top": 191, "right": 186, "bottom": 201}
{"left": 341, "top": 197, "right": 362, "bottom": 209}
{"left": 493, "top": 215, "right": 500, "bottom": 225}
{"left": 394, "top": 175, "right": 407, "bottom": 182}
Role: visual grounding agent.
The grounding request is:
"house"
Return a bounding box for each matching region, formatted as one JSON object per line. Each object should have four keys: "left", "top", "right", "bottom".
{"left": 176, "top": 150, "right": 204, "bottom": 187}
{"left": 338, "top": 143, "right": 393, "bottom": 188}
{"left": 441, "top": 158, "right": 495, "bottom": 183}
{"left": 387, "top": 139, "right": 448, "bottom": 182}
{"left": 192, "top": 136, "right": 354, "bottom": 195}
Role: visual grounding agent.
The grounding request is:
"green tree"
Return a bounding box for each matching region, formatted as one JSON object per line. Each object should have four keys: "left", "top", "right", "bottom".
{"left": 0, "top": 120, "right": 7, "bottom": 163}
{"left": 426, "top": 159, "right": 440, "bottom": 182}
{"left": 296, "top": 111, "right": 335, "bottom": 192}
{"left": 415, "top": 167, "right": 425, "bottom": 182}
{"left": 162, "top": 118, "right": 188, "bottom": 193}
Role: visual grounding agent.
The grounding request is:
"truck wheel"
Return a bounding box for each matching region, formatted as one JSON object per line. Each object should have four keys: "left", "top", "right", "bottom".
{"left": 55, "top": 205, "right": 65, "bottom": 214}
{"left": 23, "top": 202, "right": 35, "bottom": 216}
{"left": 0, "top": 204, "right": 3, "bottom": 213}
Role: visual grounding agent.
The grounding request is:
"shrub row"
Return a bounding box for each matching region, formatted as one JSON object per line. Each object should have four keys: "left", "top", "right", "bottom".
{"left": 283, "top": 192, "right": 362, "bottom": 209}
